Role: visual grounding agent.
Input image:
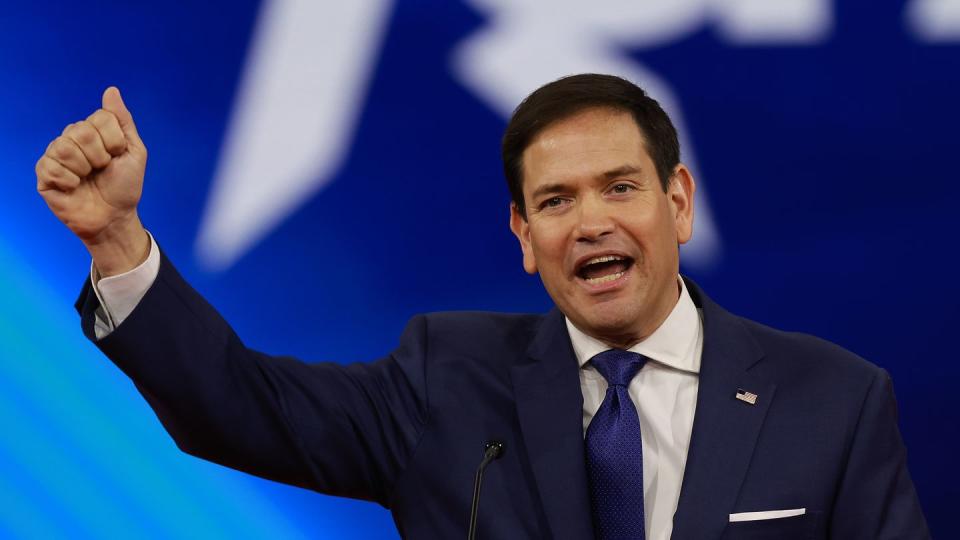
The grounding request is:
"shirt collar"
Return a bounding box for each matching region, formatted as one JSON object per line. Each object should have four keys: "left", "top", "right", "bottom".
{"left": 565, "top": 276, "right": 702, "bottom": 374}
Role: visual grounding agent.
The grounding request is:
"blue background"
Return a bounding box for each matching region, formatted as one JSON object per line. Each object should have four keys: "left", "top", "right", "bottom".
{"left": 1, "top": 0, "right": 957, "bottom": 537}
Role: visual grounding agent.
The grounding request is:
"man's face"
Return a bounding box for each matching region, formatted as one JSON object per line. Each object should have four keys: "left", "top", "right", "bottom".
{"left": 510, "top": 107, "right": 695, "bottom": 347}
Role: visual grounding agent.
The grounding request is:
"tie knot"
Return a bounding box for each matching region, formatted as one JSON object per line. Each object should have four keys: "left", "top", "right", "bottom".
{"left": 590, "top": 349, "right": 647, "bottom": 387}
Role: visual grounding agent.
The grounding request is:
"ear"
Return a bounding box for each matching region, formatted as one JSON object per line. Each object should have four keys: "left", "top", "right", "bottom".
{"left": 509, "top": 203, "right": 538, "bottom": 274}
{"left": 668, "top": 164, "right": 696, "bottom": 245}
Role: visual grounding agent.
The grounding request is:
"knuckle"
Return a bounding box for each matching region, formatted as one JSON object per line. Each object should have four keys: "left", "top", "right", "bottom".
{"left": 89, "top": 150, "right": 111, "bottom": 168}
{"left": 93, "top": 108, "right": 120, "bottom": 131}
{"left": 35, "top": 156, "right": 48, "bottom": 177}
{"left": 73, "top": 122, "right": 98, "bottom": 146}
{"left": 52, "top": 138, "right": 76, "bottom": 161}
{"left": 45, "top": 137, "right": 60, "bottom": 156}
{"left": 36, "top": 163, "right": 65, "bottom": 192}
{"left": 90, "top": 155, "right": 111, "bottom": 169}
{"left": 45, "top": 159, "right": 64, "bottom": 179}
{"left": 87, "top": 109, "right": 109, "bottom": 126}
{"left": 102, "top": 132, "right": 126, "bottom": 154}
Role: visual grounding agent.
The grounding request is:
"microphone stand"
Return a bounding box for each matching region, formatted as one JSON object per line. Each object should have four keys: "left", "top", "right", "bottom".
{"left": 467, "top": 441, "right": 505, "bottom": 540}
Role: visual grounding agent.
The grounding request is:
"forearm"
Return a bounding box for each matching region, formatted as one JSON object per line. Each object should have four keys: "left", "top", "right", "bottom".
{"left": 76, "top": 251, "right": 427, "bottom": 502}
{"left": 80, "top": 250, "right": 317, "bottom": 486}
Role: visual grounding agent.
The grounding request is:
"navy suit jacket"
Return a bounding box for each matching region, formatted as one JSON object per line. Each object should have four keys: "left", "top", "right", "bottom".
{"left": 77, "top": 252, "right": 929, "bottom": 539}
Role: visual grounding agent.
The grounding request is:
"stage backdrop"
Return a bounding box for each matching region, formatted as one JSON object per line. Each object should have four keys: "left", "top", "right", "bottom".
{"left": 2, "top": 0, "right": 957, "bottom": 537}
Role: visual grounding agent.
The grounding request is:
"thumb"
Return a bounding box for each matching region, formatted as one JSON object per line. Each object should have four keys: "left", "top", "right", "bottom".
{"left": 102, "top": 86, "right": 144, "bottom": 149}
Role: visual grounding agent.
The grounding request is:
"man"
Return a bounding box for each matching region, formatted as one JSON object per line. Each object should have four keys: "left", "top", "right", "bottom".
{"left": 36, "top": 74, "right": 928, "bottom": 539}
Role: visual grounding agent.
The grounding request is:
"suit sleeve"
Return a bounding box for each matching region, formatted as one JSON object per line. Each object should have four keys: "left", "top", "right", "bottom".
{"left": 75, "top": 250, "right": 430, "bottom": 507}
{"left": 829, "top": 368, "right": 930, "bottom": 539}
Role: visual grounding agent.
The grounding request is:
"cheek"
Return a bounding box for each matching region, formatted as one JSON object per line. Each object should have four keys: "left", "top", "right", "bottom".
{"left": 530, "top": 231, "right": 568, "bottom": 274}
{"left": 629, "top": 214, "right": 678, "bottom": 264}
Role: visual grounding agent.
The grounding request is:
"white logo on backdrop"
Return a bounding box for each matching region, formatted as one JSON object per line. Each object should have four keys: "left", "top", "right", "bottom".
{"left": 197, "top": 0, "right": 393, "bottom": 270}
{"left": 906, "top": 0, "right": 960, "bottom": 41}
{"left": 198, "top": 0, "right": 956, "bottom": 270}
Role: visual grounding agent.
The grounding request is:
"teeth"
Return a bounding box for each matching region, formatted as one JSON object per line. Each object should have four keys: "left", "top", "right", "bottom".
{"left": 584, "top": 255, "right": 624, "bottom": 266}
{"left": 585, "top": 271, "right": 625, "bottom": 285}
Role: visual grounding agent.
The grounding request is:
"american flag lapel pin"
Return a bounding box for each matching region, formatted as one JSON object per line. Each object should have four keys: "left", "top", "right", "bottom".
{"left": 735, "top": 388, "right": 758, "bottom": 405}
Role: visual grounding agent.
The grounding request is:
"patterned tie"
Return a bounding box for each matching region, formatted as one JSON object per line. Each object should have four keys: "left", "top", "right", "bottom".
{"left": 585, "top": 349, "right": 648, "bottom": 540}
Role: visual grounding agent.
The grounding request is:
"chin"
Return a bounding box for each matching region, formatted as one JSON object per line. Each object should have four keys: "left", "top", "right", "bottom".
{"left": 576, "top": 307, "right": 641, "bottom": 341}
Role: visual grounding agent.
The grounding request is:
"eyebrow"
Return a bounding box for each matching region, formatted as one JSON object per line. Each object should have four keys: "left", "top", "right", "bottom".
{"left": 530, "top": 182, "right": 569, "bottom": 200}
{"left": 602, "top": 165, "right": 643, "bottom": 179}
{"left": 529, "top": 165, "right": 644, "bottom": 200}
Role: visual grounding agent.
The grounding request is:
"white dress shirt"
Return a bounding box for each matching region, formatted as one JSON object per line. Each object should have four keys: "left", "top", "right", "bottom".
{"left": 92, "top": 239, "right": 703, "bottom": 540}
{"left": 567, "top": 278, "right": 703, "bottom": 540}
{"left": 90, "top": 231, "right": 160, "bottom": 339}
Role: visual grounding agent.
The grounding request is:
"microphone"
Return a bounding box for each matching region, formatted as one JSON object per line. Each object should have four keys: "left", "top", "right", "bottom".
{"left": 467, "top": 440, "right": 505, "bottom": 540}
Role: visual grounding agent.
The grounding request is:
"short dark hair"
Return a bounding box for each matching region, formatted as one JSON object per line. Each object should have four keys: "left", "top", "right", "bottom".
{"left": 501, "top": 73, "right": 680, "bottom": 218}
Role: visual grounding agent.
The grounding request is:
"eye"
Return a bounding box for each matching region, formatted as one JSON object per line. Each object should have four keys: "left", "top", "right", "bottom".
{"left": 541, "top": 197, "right": 567, "bottom": 209}
{"left": 610, "top": 183, "right": 635, "bottom": 194}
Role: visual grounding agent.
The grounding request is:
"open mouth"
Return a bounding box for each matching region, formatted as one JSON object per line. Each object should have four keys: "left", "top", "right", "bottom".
{"left": 576, "top": 255, "right": 634, "bottom": 285}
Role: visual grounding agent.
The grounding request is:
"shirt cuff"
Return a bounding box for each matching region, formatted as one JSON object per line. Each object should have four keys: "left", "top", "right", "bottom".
{"left": 90, "top": 231, "right": 160, "bottom": 339}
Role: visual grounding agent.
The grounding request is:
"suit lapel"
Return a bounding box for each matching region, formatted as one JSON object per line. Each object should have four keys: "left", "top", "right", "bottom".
{"left": 510, "top": 308, "right": 595, "bottom": 540}
{"left": 671, "top": 279, "right": 776, "bottom": 540}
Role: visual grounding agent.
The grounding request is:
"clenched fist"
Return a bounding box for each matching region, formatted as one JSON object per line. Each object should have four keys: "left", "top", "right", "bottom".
{"left": 36, "top": 87, "right": 150, "bottom": 277}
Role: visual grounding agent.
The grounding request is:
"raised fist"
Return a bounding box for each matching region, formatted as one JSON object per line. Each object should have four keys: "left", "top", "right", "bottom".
{"left": 36, "top": 87, "right": 150, "bottom": 276}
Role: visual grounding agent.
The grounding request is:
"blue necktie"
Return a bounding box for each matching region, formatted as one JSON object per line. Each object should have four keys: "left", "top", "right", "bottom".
{"left": 585, "top": 349, "right": 648, "bottom": 540}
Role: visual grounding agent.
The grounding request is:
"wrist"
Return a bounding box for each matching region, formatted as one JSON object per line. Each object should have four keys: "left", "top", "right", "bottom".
{"left": 85, "top": 214, "right": 150, "bottom": 278}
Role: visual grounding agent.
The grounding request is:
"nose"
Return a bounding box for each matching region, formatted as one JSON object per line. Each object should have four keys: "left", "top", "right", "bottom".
{"left": 576, "top": 195, "right": 615, "bottom": 242}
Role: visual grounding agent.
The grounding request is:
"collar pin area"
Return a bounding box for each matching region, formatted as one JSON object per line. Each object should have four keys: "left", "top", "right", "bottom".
{"left": 735, "top": 388, "right": 758, "bottom": 405}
